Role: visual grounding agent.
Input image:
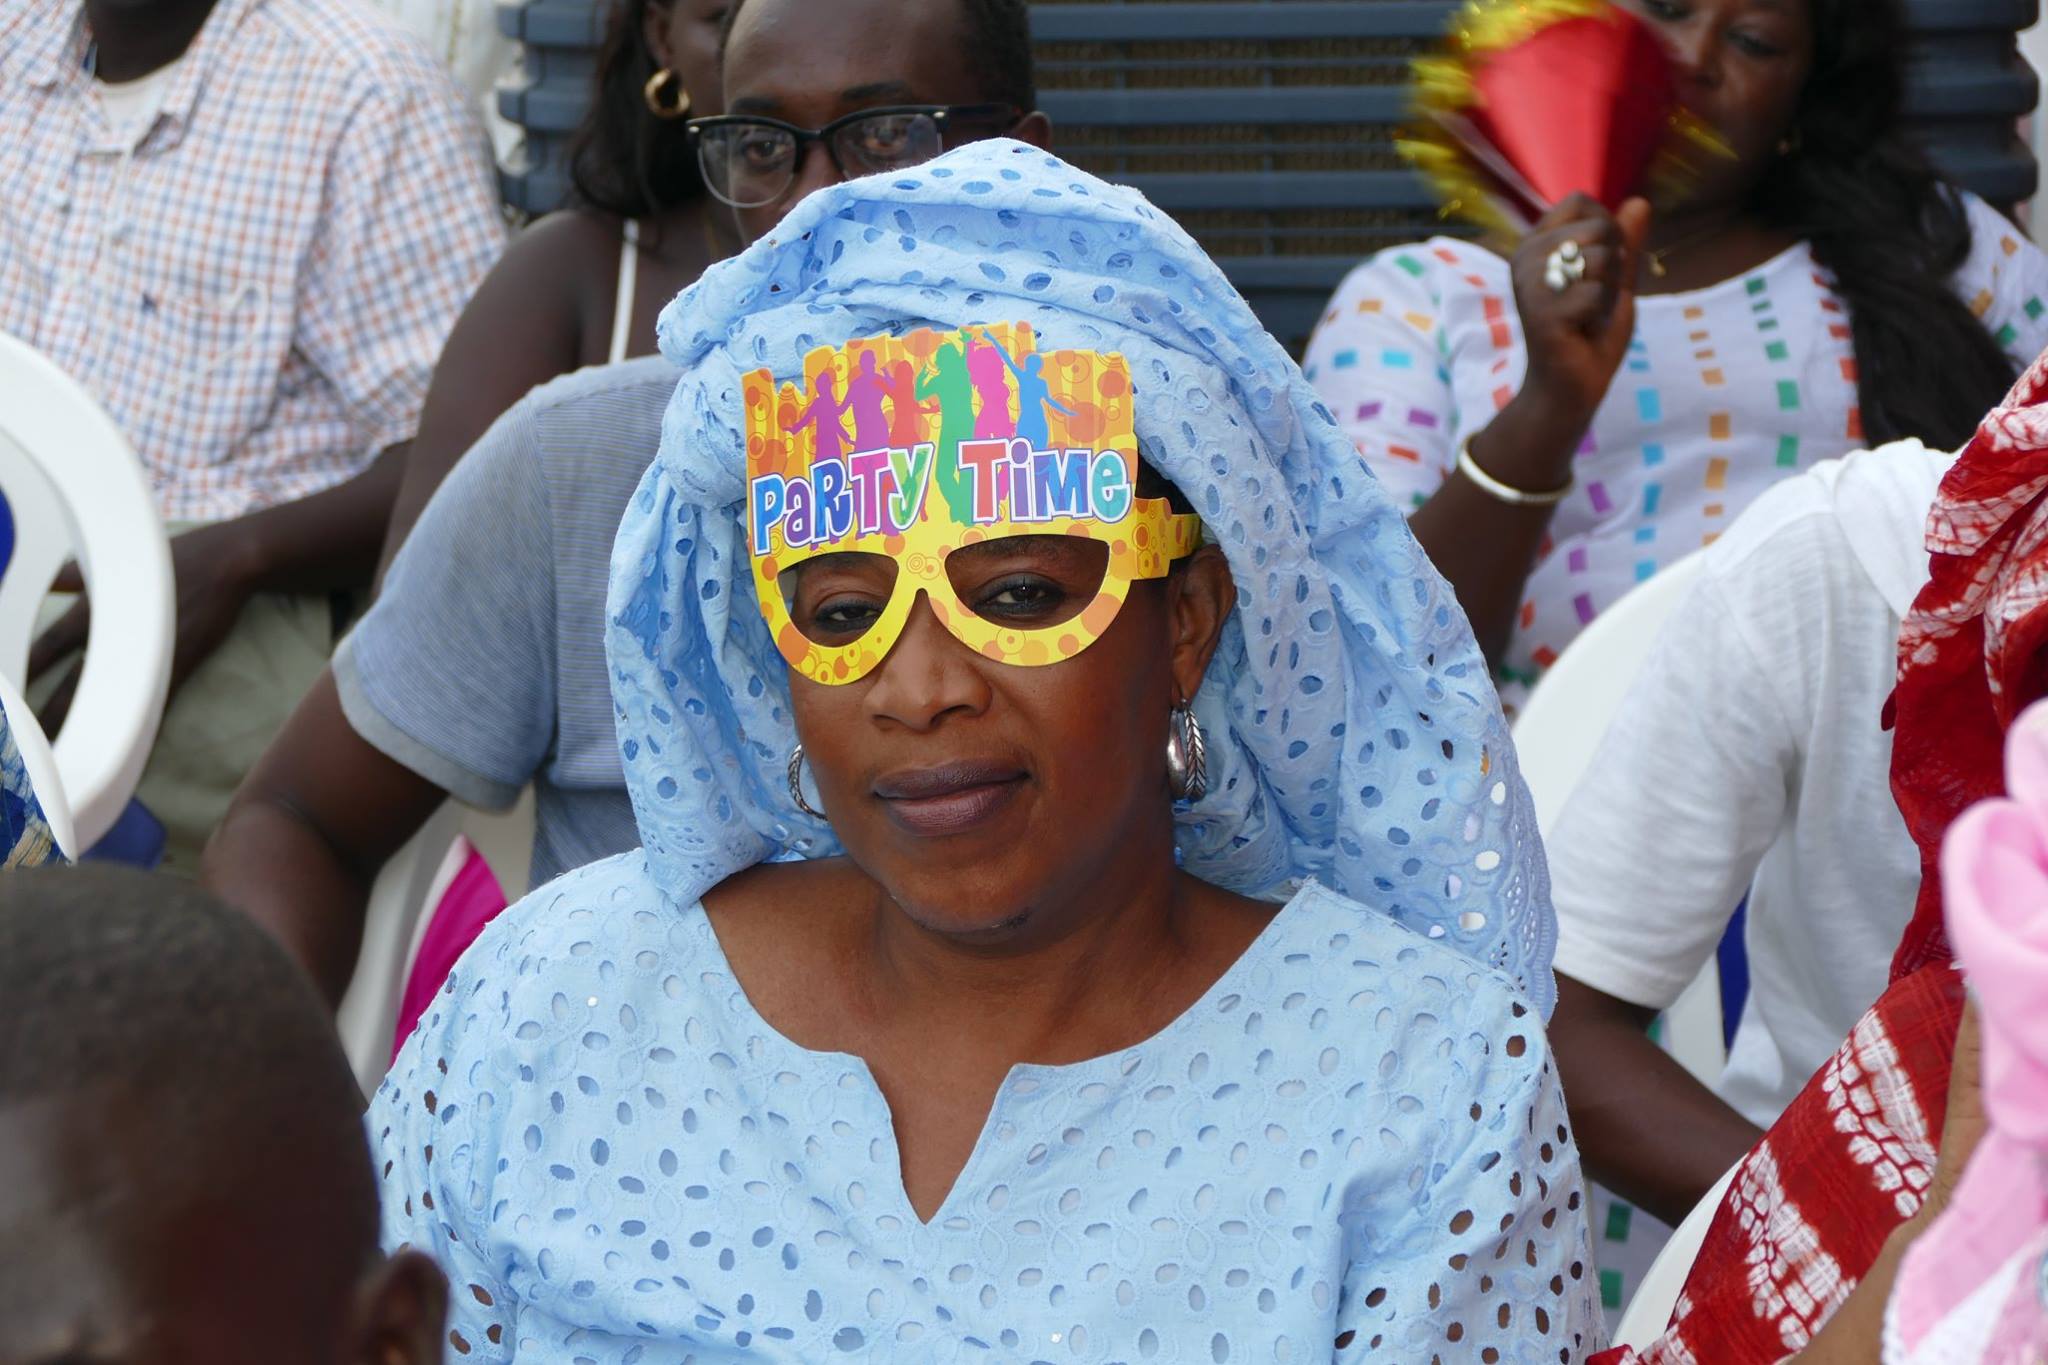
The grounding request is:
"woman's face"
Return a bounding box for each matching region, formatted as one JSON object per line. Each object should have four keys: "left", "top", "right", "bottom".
{"left": 644, "top": 0, "right": 729, "bottom": 119}
{"left": 1617, "top": 0, "right": 1814, "bottom": 212}
{"left": 715, "top": 0, "right": 1051, "bottom": 241}
{"left": 789, "top": 542, "right": 1236, "bottom": 942}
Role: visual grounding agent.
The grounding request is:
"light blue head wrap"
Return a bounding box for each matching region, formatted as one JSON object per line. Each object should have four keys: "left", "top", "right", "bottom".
{"left": 610, "top": 140, "right": 1557, "bottom": 1012}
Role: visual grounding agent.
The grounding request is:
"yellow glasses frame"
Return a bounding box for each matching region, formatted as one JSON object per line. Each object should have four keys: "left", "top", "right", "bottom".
{"left": 755, "top": 496, "right": 1202, "bottom": 685}
{"left": 744, "top": 324, "right": 1201, "bottom": 686}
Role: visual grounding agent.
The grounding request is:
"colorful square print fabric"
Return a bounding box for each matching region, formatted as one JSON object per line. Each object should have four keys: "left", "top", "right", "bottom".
{"left": 1303, "top": 193, "right": 2048, "bottom": 710}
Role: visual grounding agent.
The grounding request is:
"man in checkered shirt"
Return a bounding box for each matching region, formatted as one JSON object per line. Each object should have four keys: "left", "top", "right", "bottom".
{"left": 2, "top": 0, "right": 505, "bottom": 870}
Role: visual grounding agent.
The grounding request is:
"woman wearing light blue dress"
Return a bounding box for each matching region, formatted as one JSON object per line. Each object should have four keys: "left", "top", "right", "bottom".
{"left": 374, "top": 141, "right": 1595, "bottom": 1362}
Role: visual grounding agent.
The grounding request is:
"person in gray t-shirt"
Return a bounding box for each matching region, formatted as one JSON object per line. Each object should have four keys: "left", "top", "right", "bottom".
{"left": 203, "top": 0, "right": 1055, "bottom": 1007}
{"left": 201, "top": 357, "right": 672, "bottom": 1003}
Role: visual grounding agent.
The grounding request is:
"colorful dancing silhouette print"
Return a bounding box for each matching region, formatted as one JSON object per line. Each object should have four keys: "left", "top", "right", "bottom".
{"left": 916, "top": 337, "right": 980, "bottom": 522}
{"left": 963, "top": 330, "right": 1017, "bottom": 440}
{"left": 883, "top": 359, "right": 929, "bottom": 447}
{"left": 979, "top": 329, "right": 1074, "bottom": 449}
{"left": 782, "top": 370, "right": 854, "bottom": 463}
{"left": 843, "top": 351, "right": 893, "bottom": 452}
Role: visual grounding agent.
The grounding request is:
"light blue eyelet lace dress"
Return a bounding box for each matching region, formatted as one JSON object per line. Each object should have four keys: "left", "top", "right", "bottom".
{"left": 379, "top": 878, "right": 1595, "bottom": 1363}
{"left": 373, "top": 141, "right": 1590, "bottom": 1361}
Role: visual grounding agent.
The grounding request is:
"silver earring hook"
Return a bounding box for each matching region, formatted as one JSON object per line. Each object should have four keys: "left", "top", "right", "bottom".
{"left": 1165, "top": 700, "right": 1209, "bottom": 803}
{"left": 787, "top": 743, "right": 825, "bottom": 819}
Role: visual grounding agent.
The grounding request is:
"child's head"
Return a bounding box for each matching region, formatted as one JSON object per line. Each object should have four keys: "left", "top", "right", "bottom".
{"left": 0, "top": 866, "right": 446, "bottom": 1364}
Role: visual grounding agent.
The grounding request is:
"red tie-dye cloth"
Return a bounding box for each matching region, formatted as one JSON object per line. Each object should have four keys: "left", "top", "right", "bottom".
{"left": 1593, "top": 347, "right": 2048, "bottom": 1363}
{"left": 1591, "top": 965, "right": 1963, "bottom": 1363}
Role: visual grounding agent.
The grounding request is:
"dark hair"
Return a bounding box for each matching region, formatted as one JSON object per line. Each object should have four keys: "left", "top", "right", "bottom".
{"left": 1137, "top": 454, "right": 1196, "bottom": 517}
{"left": 567, "top": 0, "right": 708, "bottom": 219}
{"left": 720, "top": 0, "right": 1037, "bottom": 113}
{"left": 1751, "top": 0, "right": 2018, "bottom": 449}
{"left": 0, "top": 867, "right": 376, "bottom": 1259}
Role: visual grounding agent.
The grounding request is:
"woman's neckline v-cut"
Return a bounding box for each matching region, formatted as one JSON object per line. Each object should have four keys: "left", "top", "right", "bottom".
{"left": 374, "top": 865, "right": 1601, "bottom": 1362}
{"left": 695, "top": 885, "right": 1317, "bottom": 1229}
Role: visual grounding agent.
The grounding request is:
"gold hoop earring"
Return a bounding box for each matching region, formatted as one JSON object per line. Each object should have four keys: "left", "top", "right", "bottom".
{"left": 643, "top": 68, "right": 692, "bottom": 120}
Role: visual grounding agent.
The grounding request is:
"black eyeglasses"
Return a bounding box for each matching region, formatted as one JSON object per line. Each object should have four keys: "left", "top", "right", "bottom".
{"left": 685, "top": 104, "right": 1023, "bottom": 209}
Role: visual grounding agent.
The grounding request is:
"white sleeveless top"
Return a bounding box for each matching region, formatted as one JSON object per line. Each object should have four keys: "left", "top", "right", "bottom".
{"left": 609, "top": 218, "right": 641, "bottom": 365}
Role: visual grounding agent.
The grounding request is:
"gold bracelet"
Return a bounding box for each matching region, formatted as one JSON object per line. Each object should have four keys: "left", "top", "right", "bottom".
{"left": 1456, "top": 437, "right": 1574, "bottom": 507}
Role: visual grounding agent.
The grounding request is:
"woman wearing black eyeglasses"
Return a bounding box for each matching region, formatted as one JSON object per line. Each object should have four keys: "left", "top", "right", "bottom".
{"left": 688, "top": 0, "right": 1050, "bottom": 242}
{"left": 208, "top": 0, "right": 1057, "bottom": 1021}
{"left": 376, "top": 0, "right": 1049, "bottom": 554}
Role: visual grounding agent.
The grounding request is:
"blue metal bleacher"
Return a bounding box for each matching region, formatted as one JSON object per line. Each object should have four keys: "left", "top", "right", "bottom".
{"left": 490, "top": 0, "right": 2042, "bottom": 352}
{"left": 1030, "top": 0, "right": 2041, "bottom": 353}
{"left": 495, "top": 0, "right": 611, "bottom": 214}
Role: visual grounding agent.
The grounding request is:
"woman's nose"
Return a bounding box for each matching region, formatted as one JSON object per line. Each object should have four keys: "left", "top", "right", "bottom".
{"left": 1666, "top": 22, "right": 1722, "bottom": 89}
{"left": 788, "top": 141, "right": 842, "bottom": 206}
{"left": 861, "top": 594, "right": 991, "bottom": 731}
{"left": 760, "top": 142, "right": 845, "bottom": 235}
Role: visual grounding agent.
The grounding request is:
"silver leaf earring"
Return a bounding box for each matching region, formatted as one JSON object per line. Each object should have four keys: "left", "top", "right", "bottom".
{"left": 1165, "top": 700, "right": 1209, "bottom": 803}
{"left": 787, "top": 743, "right": 825, "bottom": 819}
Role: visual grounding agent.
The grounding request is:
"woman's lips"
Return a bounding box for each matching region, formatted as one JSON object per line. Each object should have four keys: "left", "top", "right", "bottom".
{"left": 873, "top": 762, "right": 1028, "bottom": 837}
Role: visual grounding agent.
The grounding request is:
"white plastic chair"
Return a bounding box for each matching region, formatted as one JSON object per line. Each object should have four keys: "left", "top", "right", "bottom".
{"left": 337, "top": 788, "right": 536, "bottom": 1092}
{"left": 1512, "top": 551, "right": 1728, "bottom": 1086}
{"left": 0, "top": 668, "right": 78, "bottom": 860}
{"left": 0, "top": 330, "right": 176, "bottom": 850}
{"left": 1609, "top": 1162, "right": 1739, "bottom": 1350}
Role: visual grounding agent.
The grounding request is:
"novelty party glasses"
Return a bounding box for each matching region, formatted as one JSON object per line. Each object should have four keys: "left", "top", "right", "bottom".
{"left": 746, "top": 324, "right": 1202, "bottom": 685}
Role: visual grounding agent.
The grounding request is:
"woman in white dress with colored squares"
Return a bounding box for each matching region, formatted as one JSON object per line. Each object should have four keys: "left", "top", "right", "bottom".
{"left": 1304, "top": 0, "right": 2048, "bottom": 711}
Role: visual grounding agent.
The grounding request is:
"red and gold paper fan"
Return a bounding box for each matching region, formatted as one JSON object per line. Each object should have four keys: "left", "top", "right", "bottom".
{"left": 1401, "top": 0, "right": 1724, "bottom": 235}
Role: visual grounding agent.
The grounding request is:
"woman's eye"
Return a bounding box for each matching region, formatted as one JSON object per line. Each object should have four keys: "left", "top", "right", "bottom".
{"left": 782, "top": 553, "right": 897, "bottom": 644}
{"left": 856, "top": 119, "right": 916, "bottom": 156}
{"left": 807, "top": 597, "right": 883, "bottom": 635}
{"left": 1638, "top": 0, "right": 1686, "bottom": 18}
{"left": 738, "top": 134, "right": 786, "bottom": 168}
{"left": 1727, "top": 28, "right": 1783, "bottom": 57}
{"left": 974, "top": 577, "right": 1066, "bottom": 617}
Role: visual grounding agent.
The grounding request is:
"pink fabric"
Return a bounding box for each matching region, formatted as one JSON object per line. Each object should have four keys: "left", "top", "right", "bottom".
{"left": 1943, "top": 704, "right": 2048, "bottom": 1146}
{"left": 1980, "top": 1226, "right": 2048, "bottom": 1357}
{"left": 390, "top": 843, "right": 509, "bottom": 1064}
{"left": 1891, "top": 1136, "right": 2047, "bottom": 1360}
{"left": 1889, "top": 700, "right": 2048, "bottom": 1360}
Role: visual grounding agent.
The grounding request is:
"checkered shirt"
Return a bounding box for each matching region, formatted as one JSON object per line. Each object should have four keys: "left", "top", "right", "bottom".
{"left": 0, "top": 0, "right": 506, "bottom": 522}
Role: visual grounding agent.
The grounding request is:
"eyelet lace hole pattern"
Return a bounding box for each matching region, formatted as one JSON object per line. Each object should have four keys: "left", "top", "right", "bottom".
{"left": 374, "top": 883, "right": 1598, "bottom": 1360}
{"left": 609, "top": 138, "right": 1556, "bottom": 1016}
